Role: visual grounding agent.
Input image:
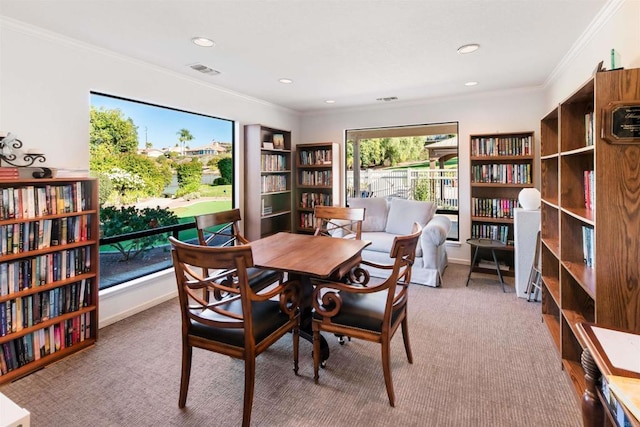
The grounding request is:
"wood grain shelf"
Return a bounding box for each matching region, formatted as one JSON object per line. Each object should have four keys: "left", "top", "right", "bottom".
{"left": 540, "top": 68, "right": 640, "bottom": 407}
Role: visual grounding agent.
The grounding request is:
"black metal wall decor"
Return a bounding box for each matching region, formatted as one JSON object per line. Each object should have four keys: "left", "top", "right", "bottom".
{"left": 0, "top": 132, "right": 47, "bottom": 167}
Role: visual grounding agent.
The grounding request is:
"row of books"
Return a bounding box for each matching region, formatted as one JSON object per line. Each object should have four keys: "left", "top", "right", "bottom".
{"left": 260, "top": 175, "right": 288, "bottom": 193}
{"left": 299, "top": 213, "right": 316, "bottom": 229}
{"left": 584, "top": 170, "right": 595, "bottom": 212}
{"left": 260, "top": 154, "right": 288, "bottom": 172}
{"left": 0, "top": 279, "right": 92, "bottom": 337}
{"left": 0, "top": 182, "right": 89, "bottom": 220}
{"left": 471, "top": 224, "right": 510, "bottom": 244}
{"left": 0, "top": 215, "right": 92, "bottom": 256}
{"left": 582, "top": 226, "right": 594, "bottom": 268}
{"left": 300, "top": 193, "right": 331, "bottom": 209}
{"left": 0, "top": 247, "right": 91, "bottom": 296}
{"left": 471, "top": 197, "right": 519, "bottom": 219}
{"left": 471, "top": 163, "right": 532, "bottom": 184}
{"left": 298, "top": 170, "right": 332, "bottom": 186}
{"left": 298, "top": 149, "right": 332, "bottom": 166}
{"left": 470, "top": 135, "right": 532, "bottom": 157}
{"left": 0, "top": 313, "right": 91, "bottom": 376}
{"left": 585, "top": 112, "right": 595, "bottom": 147}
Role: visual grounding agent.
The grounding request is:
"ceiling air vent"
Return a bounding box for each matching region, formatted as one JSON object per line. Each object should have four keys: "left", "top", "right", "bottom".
{"left": 189, "top": 63, "right": 220, "bottom": 75}
{"left": 376, "top": 96, "right": 398, "bottom": 102}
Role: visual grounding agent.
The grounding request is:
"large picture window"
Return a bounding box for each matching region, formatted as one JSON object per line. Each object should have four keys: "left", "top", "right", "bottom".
{"left": 346, "top": 122, "right": 459, "bottom": 240}
{"left": 90, "top": 92, "right": 235, "bottom": 289}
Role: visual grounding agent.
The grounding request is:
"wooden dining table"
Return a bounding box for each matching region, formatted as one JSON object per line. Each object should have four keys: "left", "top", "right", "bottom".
{"left": 250, "top": 232, "right": 371, "bottom": 362}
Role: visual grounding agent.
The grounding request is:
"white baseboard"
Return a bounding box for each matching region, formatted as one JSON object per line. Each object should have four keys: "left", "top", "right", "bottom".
{"left": 98, "top": 268, "right": 177, "bottom": 328}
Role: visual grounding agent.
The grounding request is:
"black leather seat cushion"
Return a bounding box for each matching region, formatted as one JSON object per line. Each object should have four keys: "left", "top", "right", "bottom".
{"left": 247, "top": 267, "right": 281, "bottom": 292}
{"left": 313, "top": 290, "right": 402, "bottom": 332}
{"left": 189, "top": 298, "right": 290, "bottom": 347}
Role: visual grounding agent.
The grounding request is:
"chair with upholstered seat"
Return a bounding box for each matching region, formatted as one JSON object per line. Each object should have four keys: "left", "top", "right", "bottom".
{"left": 169, "top": 236, "right": 300, "bottom": 427}
{"left": 311, "top": 223, "right": 422, "bottom": 407}
{"left": 313, "top": 206, "right": 366, "bottom": 240}
{"left": 195, "top": 208, "right": 282, "bottom": 294}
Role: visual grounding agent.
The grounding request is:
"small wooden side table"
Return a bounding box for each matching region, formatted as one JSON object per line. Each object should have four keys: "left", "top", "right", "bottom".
{"left": 465, "top": 238, "right": 507, "bottom": 292}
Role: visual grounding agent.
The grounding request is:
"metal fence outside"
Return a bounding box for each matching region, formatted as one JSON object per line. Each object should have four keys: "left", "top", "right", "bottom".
{"left": 346, "top": 168, "right": 458, "bottom": 210}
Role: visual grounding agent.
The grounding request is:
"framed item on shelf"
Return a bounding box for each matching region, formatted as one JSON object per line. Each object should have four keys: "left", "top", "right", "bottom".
{"left": 262, "top": 142, "right": 274, "bottom": 149}
{"left": 273, "top": 134, "right": 285, "bottom": 149}
{"left": 602, "top": 101, "right": 640, "bottom": 144}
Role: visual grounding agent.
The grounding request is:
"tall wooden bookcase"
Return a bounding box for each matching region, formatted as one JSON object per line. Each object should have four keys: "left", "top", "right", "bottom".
{"left": 294, "top": 142, "right": 340, "bottom": 233}
{"left": 540, "top": 68, "right": 640, "bottom": 398}
{"left": 0, "top": 177, "right": 99, "bottom": 384}
{"left": 469, "top": 132, "right": 535, "bottom": 274}
{"left": 244, "top": 124, "right": 292, "bottom": 241}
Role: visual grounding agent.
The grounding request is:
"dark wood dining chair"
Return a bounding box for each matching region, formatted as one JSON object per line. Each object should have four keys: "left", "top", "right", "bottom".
{"left": 195, "top": 208, "right": 283, "bottom": 294}
{"left": 313, "top": 206, "right": 365, "bottom": 240}
{"left": 169, "top": 236, "right": 300, "bottom": 427}
{"left": 311, "top": 223, "right": 422, "bottom": 407}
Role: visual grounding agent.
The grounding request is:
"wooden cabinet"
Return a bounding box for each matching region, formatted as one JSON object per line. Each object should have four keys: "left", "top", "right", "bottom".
{"left": 469, "top": 132, "right": 535, "bottom": 275}
{"left": 294, "top": 142, "right": 340, "bottom": 233}
{"left": 540, "top": 68, "right": 640, "bottom": 399}
{"left": 244, "top": 124, "right": 292, "bottom": 240}
{"left": 0, "top": 178, "right": 99, "bottom": 384}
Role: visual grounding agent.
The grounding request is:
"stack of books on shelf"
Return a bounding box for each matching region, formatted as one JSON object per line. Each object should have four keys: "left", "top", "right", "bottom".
{"left": 471, "top": 223, "right": 509, "bottom": 244}
{"left": 584, "top": 170, "right": 595, "bottom": 212}
{"left": 299, "top": 149, "right": 332, "bottom": 165}
{"left": 585, "top": 112, "right": 595, "bottom": 147}
{"left": 470, "top": 135, "right": 533, "bottom": 157}
{"left": 471, "top": 164, "right": 531, "bottom": 184}
{"left": 300, "top": 193, "right": 331, "bottom": 209}
{"left": 582, "top": 226, "right": 594, "bottom": 268}
{"left": 471, "top": 197, "right": 518, "bottom": 219}
{"left": 0, "top": 167, "right": 19, "bottom": 181}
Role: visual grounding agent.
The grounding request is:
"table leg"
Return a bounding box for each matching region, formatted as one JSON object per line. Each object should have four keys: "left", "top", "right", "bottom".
{"left": 291, "top": 273, "right": 330, "bottom": 363}
{"left": 491, "top": 249, "right": 506, "bottom": 292}
{"left": 466, "top": 246, "right": 480, "bottom": 286}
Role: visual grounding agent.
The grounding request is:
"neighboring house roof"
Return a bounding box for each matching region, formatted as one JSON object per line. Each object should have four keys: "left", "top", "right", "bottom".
{"left": 185, "top": 142, "right": 229, "bottom": 156}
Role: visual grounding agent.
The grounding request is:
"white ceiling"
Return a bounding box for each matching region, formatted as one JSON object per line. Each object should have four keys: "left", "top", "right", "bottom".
{"left": 0, "top": 0, "right": 608, "bottom": 113}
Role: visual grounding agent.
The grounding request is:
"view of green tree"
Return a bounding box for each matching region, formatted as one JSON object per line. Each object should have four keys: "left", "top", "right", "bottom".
{"left": 346, "top": 136, "right": 429, "bottom": 169}
{"left": 90, "top": 106, "right": 139, "bottom": 154}
{"left": 177, "top": 128, "right": 194, "bottom": 155}
{"left": 100, "top": 206, "right": 179, "bottom": 261}
{"left": 176, "top": 159, "right": 203, "bottom": 196}
{"left": 90, "top": 106, "right": 176, "bottom": 205}
{"left": 217, "top": 157, "right": 233, "bottom": 184}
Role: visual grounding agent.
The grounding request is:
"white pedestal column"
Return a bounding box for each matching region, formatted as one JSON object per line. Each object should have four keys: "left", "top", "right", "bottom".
{"left": 0, "top": 392, "right": 30, "bottom": 427}
{"left": 514, "top": 208, "right": 541, "bottom": 299}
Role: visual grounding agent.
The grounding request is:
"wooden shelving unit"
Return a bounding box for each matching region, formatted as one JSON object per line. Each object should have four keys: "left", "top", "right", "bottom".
{"left": 540, "top": 68, "right": 640, "bottom": 401}
{"left": 244, "top": 124, "right": 292, "bottom": 240}
{"left": 469, "top": 132, "right": 535, "bottom": 276}
{"left": 294, "top": 142, "right": 339, "bottom": 233}
{"left": 0, "top": 178, "right": 99, "bottom": 384}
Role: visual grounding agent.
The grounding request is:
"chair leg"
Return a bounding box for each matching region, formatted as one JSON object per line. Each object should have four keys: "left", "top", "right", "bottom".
{"left": 313, "top": 327, "right": 320, "bottom": 383}
{"left": 401, "top": 316, "right": 413, "bottom": 364}
{"left": 242, "top": 357, "right": 256, "bottom": 427}
{"left": 293, "top": 325, "right": 300, "bottom": 375}
{"left": 381, "top": 338, "right": 395, "bottom": 407}
{"left": 178, "top": 342, "right": 192, "bottom": 408}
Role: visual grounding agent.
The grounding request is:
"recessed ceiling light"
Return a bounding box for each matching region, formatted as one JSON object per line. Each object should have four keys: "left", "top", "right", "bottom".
{"left": 457, "top": 44, "right": 479, "bottom": 54}
{"left": 465, "top": 81, "right": 478, "bottom": 86}
{"left": 325, "top": 100, "right": 336, "bottom": 104}
{"left": 192, "top": 37, "right": 215, "bottom": 47}
{"left": 279, "top": 78, "right": 293, "bottom": 84}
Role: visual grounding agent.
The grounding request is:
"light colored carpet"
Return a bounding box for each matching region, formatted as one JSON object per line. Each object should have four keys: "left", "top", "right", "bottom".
{"left": 0, "top": 263, "right": 581, "bottom": 426}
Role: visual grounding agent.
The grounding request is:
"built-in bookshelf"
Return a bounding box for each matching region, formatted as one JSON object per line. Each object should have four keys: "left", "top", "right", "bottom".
{"left": 295, "top": 142, "right": 339, "bottom": 233}
{"left": 0, "top": 178, "right": 99, "bottom": 384}
{"left": 244, "top": 124, "right": 292, "bottom": 240}
{"left": 469, "top": 132, "right": 535, "bottom": 275}
{"left": 540, "top": 68, "right": 640, "bottom": 403}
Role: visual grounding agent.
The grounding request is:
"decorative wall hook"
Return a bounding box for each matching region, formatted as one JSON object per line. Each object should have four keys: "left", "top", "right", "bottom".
{"left": 0, "top": 132, "right": 47, "bottom": 167}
